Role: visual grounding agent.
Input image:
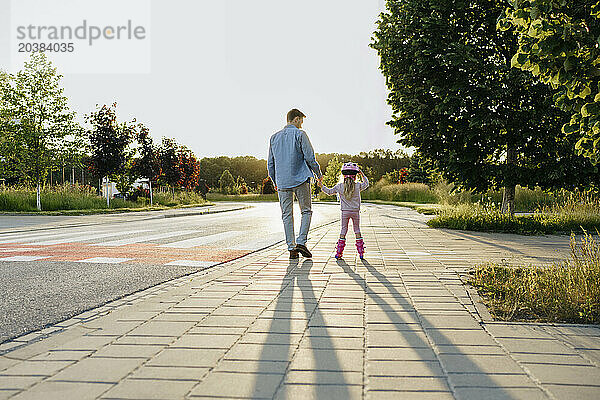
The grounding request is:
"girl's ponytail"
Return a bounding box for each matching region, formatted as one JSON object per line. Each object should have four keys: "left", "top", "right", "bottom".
{"left": 343, "top": 175, "right": 356, "bottom": 200}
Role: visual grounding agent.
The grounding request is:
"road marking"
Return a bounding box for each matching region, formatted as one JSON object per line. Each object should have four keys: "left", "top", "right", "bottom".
{"left": 227, "top": 232, "right": 283, "bottom": 251}
{"left": 405, "top": 251, "right": 431, "bottom": 256}
{"left": 94, "top": 231, "right": 197, "bottom": 247}
{"left": 161, "top": 231, "right": 243, "bottom": 248}
{"left": 0, "top": 248, "right": 42, "bottom": 252}
{"left": 165, "top": 260, "right": 217, "bottom": 268}
{"left": 0, "top": 231, "right": 98, "bottom": 244}
{"left": 32, "top": 230, "right": 151, "bottom": 245}
{"left": 75, "top": 257, "right": 132, "bottom": 264}
{"left": 0, "top": 255, "right": 52, "bottom": 262}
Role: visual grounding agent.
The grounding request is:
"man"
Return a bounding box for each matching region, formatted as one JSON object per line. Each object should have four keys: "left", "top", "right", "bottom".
{"left": 268, "top": 109, "right": 323, "bottom": 259}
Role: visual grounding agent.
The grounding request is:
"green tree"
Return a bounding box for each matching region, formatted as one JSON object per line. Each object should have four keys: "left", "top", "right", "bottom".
{"left": 323, "top": 156, "right": 343, "bottom": 188}
{"left": 407, "top": 152, "right": 432, "bottom": 184}
{"left": 158, "top": 137, "right": 180, "bottom": 199}
{"left": 0, "top": 70, "right": 15, "bottom": 182}
{"left": 113, "top": 158, "right": 137, "bottom": 198}
{"left": 219, "top": 169, "right": 235, "bottom": 194}
{"left": 499, "top": 0, "right": 600, "bottom": 164}
{"left": 132, "top": 123, "right": 160, "bottom": 205}
{"left": 371, "top": 0, "right": 598, "bottom": 214}
{"left": 86, "top": 103, "right": 134, "bottom": 206}
{"left": 235, "top": 175, "right": 248, "bottom": 194}
{"left": 1, "top": 53, "right": 78, "bottom": 209}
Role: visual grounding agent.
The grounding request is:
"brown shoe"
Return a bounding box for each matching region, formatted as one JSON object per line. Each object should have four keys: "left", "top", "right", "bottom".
{"left": 295, "top": 244, "right": 312, "bottom": 258}
{"left": 289, "top": 250, "right": 299, "bottom": 259}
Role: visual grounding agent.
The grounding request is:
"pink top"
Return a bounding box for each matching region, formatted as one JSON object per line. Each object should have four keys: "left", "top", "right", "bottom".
{"left": 321, "top": 176, "right": 369, "bottom": 211}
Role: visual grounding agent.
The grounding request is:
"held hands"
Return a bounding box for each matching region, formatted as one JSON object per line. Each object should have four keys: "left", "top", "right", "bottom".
{"left": 317, "top": 176, "right": 323, "bottom": 187}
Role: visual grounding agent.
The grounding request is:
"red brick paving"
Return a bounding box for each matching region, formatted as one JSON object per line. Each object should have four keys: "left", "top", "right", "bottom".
{"left": 0, "top": 242, "right": 250, "bottom": 265}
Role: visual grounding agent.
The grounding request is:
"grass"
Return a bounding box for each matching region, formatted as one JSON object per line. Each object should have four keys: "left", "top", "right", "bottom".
{"left": 362, "top": 180, "right": 438, "bottom": 203}
{"left": 432, "top": 181, "right": 569, "bottom": 212}
{"left": 0, "top": 185, "right": 208, "bottom": 213}
{"left": 469, "top": 231, "right": 600, "bottom": 324}
{"left": 207, "top": 193, "right": 279, "bottom": 202}
{"left": 428, "top": 192, "right": 600, "bottom": 235}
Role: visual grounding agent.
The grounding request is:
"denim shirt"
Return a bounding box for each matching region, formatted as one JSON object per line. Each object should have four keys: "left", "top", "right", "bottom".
{"left": 268, "top": 124, "right": 323, "bottom": 189}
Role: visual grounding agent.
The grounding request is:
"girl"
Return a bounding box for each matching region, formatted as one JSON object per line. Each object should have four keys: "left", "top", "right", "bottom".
{"left": 318, "top": 162, "right": 369, "bottom": 259}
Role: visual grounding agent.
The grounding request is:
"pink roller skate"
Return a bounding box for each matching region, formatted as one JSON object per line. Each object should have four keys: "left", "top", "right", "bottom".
{"left": 334, "top": 239, "right": 346, "bottom": 259}
{"left": 356, "top": 238, "right": 365, "bottom": 259}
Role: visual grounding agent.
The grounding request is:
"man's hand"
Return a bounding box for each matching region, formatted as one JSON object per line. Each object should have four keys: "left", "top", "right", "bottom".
{"left": 317, "top": 179, "right": 323, "bottom": 188}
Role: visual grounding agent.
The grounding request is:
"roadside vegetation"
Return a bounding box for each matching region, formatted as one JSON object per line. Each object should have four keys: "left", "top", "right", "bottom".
{"left": 0, "top": 184, "right": 207, "bottom": 213}
{"left": 428, "top": 188, "right": 600, "bottom": 235}
{"left": 207, "top": 193, "right": 278, "bottom": 202}
{"left": 469, "top": 231, "right": 600, "bottom": 324}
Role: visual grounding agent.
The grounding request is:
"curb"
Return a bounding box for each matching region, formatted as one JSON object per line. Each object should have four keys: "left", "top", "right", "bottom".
{"left": 459, "top": 271, "right": 495, "bottom": 322}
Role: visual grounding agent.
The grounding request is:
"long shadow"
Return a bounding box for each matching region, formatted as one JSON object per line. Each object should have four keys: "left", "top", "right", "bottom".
{"left": 296, "top": 260, "right": 351, "bottom": 394}
{"left": 381, "top": 213, "right": 430, "bottom": 226}
{"left": 439, "top": 229, "right": 530, "bottom": 257}
{"left": 335, "top": 257, "right": 518, "bottom": 398}
{"left": 249, "top": 258, "right": 296, "bottom": 399}
{"left": 251, "top": 257, "right": 350, "bottom": 398}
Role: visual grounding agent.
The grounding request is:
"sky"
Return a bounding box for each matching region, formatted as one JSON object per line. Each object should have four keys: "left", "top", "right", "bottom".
{"left": 0, "top": 0, "right": 404, "bottom": 160}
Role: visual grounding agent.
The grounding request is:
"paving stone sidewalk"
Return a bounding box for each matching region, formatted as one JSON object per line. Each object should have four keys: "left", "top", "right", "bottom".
{"left": 1, "top": 205, "right": 598, "bottom": 399}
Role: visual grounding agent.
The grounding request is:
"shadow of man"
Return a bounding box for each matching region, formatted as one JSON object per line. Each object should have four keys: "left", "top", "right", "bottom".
{"left": 251, "top": 257, "right": 351, "bottom": 399}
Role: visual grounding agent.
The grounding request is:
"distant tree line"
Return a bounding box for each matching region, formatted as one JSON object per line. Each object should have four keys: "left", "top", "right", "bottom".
{"left": 198, "top": 149, "right": 411, "bottom": 193}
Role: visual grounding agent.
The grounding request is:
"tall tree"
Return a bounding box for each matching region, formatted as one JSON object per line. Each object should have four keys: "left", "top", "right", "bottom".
{"left": 132, "top": 123, "right": 160, "bottom": 205}
{"left": 499, "top": 0, "right": 600, "bottom": 164}
{"left": 1, "top": 53, "right": 78, "bottom": 209}
{"left": 219, "top": 169, "right": 236, "bottom": 194}
{"left": 323, "top": 156, "right": 343, "bottom": 188}
{"left": 86, "top": 103, "right": 134, "bottom": 206}
{"left": 177, "top": 145, "right": 201, "bottom": 191}
{"left": 372, "top": 0, "right": 599, "bottom": 214}
{"left": 158, "top": 137, "right": 180, "bottom": 199}
{"left": 0, "top": 70, "right": 14, "bottom": 182}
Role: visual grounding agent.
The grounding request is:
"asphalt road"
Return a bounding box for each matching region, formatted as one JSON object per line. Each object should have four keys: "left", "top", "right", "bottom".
{"left": 0, "top": 202, "right": 340, "bottom": 343}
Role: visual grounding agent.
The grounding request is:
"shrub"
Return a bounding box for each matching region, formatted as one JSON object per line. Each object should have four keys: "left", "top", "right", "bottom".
{"left": 261, "top": 177, "right": 276, "bottom": 194}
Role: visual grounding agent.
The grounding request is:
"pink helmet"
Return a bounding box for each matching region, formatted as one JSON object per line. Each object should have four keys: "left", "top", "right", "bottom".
{"left": 341, "top": 162, "right": 360, "bottom": 176}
